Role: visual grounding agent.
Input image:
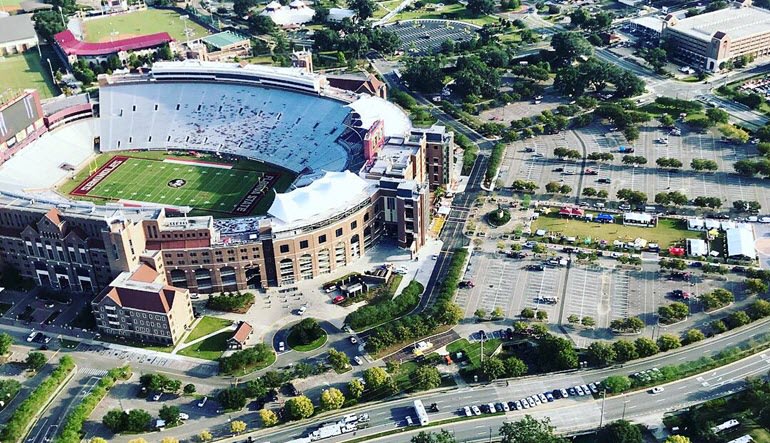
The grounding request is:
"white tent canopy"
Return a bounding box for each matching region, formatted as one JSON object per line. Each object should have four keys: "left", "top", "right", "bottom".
{"left": 348, "top": 95, "right": 412, "bottom": 138}
{"left": 268, "top": 171, "right": 372, "bottom": 224}
{"left": 726, "top": 227, "right": 756, "bottom": 259}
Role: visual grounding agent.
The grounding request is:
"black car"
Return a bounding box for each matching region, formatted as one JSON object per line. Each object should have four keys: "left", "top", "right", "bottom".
{"left": 552, "top": 167, "right": 564, "bottom": 172}
{"left": 507, "top": 401, "right": 518, "bottom": 411}
{"left": 429, "top": 403, "right": 439, "bottom": 412}
{"left": 505, "top": 328, "right": 514, "bottom": 340}
{"left": 494, "top": 403, "right": 505, "bottom": 412}
{"left": 478, "top": 330, "right": 487, "bottom": 340}
{"left": 527, "top": 264, "right": 545, "bottom": 271}
{"left": 284, "top": 383, "right": 301, "bottom": 397}
{"left": 552, "top": 389, "right": 563, "bottom": 399}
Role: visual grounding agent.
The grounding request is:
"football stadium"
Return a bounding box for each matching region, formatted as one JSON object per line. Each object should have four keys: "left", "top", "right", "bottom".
{"left": 0, "top": 60, "right": 453, "bottom": 294}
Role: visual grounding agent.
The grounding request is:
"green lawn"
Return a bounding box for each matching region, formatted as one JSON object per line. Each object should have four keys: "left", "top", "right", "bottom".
{"left": 446, "top": 338, "right": 502, "bottom": 368}
{"left": 227, "top": 350, "right": 277, "bottom": 376}
{"left": 184, "top": 316, "right": 233, "bottom": 344}
{"left": 82, "top": 9, "right": 210, "bottom": 42}
{"left": 0, "top": 0, "right": 25, "bottom": 11}
{"left": 531, "top": 214, "right": 692, "bottom": 249}
{"left": 0, "top": 49, "right": 59, "bottom": 99}
{"left": 177, "top": 331, "right": 231, "bottom": 360}
{"left": 286, "top": 329, "right": 327, "bottom": 352}
{"left": 390, "top": 2, "right": 498, "bottom": 25}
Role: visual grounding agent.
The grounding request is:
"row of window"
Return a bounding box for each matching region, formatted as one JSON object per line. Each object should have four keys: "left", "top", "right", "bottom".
{"left": 277, "top": 220, "right": 366, "bottom": 253}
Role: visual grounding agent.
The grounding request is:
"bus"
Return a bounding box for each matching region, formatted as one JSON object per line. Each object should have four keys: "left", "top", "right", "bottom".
{"left": 414, "top": 400, "right": 429, "bottom": 426}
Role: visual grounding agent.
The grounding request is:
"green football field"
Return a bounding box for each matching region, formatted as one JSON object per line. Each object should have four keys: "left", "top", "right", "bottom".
{"left": 76, "top": 157, "right": 266, "bottom": 214}
{"left": 0, "top": 48, "right": 60, "bottom": 98}
{"left": 82, "top": 9, "right": 210, "bottom": 42}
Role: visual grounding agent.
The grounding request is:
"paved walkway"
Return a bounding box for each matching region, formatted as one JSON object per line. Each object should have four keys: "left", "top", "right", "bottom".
{"left": 172, "top": 323, "right": 237, "bottom": 355}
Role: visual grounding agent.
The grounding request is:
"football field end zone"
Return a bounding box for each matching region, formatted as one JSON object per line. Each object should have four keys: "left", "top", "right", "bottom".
{"left": 70, "top": 155, "right": 128, "bottom": 196}
{"left": 232, "top": 172, "right": 281, "bottom": 215}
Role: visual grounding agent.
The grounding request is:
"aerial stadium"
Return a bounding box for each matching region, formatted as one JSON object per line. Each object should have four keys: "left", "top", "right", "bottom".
{"left": 0, "top": 60, "right": 454, "bottom": 295}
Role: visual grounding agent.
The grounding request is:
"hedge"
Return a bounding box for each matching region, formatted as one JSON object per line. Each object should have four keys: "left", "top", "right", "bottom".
{"left": 484, "top": 143, "right": 506, "bottom": 186}
{"left": 346, "top": 281, "right": 423, "bottom": 330}
{"left": 54, "top": 366, "right": 132, "bottom": 443}
{"left": 0, "top": 356, "right": 76, "bottom": 442}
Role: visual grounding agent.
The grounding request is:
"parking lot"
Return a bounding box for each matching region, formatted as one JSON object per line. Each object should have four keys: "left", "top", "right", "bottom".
{"left": 500, "top": 122, "right": 770, "bottom": 210}
{"left": 387, "top": 19, "right": 478, "bottom": 55}
{"left": 79, "top": 344, "right": 218, "bottom": 377}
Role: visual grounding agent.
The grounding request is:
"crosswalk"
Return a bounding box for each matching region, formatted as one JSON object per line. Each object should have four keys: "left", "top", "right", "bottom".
{"left": 77, "top": 367, "right": 108, "bottom": 377}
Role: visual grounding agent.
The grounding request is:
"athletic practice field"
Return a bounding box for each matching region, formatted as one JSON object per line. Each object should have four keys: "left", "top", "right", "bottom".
{"left": 66, "top": 154, "right": 289, "bottom": 216}
{"left": 82, "top": 9, "right": 210, "bottom": 42}
{"left": 0, "top": 50, "right": 59, "bottom": 98}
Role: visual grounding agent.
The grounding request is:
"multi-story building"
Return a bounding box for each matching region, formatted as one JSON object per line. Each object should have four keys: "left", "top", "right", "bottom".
{"left": 92, "top": 263, "right": 194, "bottom": 345}
{"left": 662, "top": 0, "right": 770, "bottom": 71}
{"left": 419, "top": 125, "right": 455, "bottom": 190}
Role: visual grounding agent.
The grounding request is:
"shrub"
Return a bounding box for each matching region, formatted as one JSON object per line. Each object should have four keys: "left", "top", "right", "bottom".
{"left": 346, "top": 281, "right": 423, "bottom": 330}
{"left": 219, "top": 344, "right": 274, "bottom": 375}
{"left": 207, "top": 292, "right": 255, "bottom": 312}
{"left": 0, "top": 357, "right": 75, "bottom": 442}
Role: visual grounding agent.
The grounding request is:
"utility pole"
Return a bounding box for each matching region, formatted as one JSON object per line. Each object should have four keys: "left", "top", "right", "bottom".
{"left": 598, "top": 390, "right": 607, "bottom": 429}
{"left": 622, "top": 400, "right": 629, "bottom": 420}
{"left": 58, "top": 6, "right": 66, "bottom": 27}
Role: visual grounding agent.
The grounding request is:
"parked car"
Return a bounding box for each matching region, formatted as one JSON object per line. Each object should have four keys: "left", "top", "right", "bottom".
{"left": 354, "top": 355, "right": 364, "bottom": 365}
{"left": 278, "top": 341, "right": 285, "bottom": 352}
{"left": 649, "top": 387, "right": 664, "bottom": 394}
{"left": 463, "top": 406, "right": 473, "bottom": 417}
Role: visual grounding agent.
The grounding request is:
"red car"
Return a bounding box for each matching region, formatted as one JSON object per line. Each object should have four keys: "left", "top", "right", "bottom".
{"left": 585, "top": 169, "right": 598, "bottom": 175}
{"left": 332, "top": 295, "right": 346, "bottom": 304}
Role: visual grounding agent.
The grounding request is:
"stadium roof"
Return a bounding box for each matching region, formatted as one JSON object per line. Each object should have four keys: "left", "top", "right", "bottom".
{"left": 668, "top": 6, "right": 770, "bottom": 42}
{"left": 200, "top": 31, "right": 248, "bottom": 49}
{"left": 726, "top": 227, "right": 756, "bottom": 259}
{"left": 268, "top": 171, "right": 371, "bottom": 224}
{"left": 0, "top": 14, "right": 36, "bottom": 44}
{"left": 348, "top": 95, "right": 411, "bottom": 138}
{"left": 53, "top": 29, "right": 173, "bottom": 56}
{"left": 260, "top": 2, "right": 315, "bottom": 25}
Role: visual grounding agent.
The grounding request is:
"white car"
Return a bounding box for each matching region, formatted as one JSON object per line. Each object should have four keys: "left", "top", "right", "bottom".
{"left": 463, "top": 406, "right": 473, "bottom": 417}
{"left": 405, "top": 416, "right": 414, "bottom": 426}
{"left": 649, "top": 387, "right": 665, "bottom": 394}
{"left": 471, "top": 405, "right": 482, "bottom": 415}
{"left": 354, "top": 355, "right": 364, "bottom": 365}
{"left": 748, "top": 216, "right": 759, "bottom": 222}
{"left": 350, "top": 336, "right": 358, "bottom": 344}
{"left": 297, "top": 305, "right": 307, "bottom": 315}
{"left": 760, "top": 217, "right": 770, "bottom": 223}
{"left": 278, "top": 341, "right": 285, "bottom": 352}
{"left": 26, "top": 330, "right": 36, "bottom": 342}
{"left": 179, "top": 413, "right": 189, "bottom": 421}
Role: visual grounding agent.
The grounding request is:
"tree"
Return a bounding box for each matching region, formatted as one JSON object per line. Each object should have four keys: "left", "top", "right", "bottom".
{"left": 411, "top": 430, "right": 457, "bottom": 443}
{"left": 749, "top": 299, "right": 770, "bottom": 319}
{"left": 657, "top": 334, "right": 682, "bottom": 351}
{"left": 291, "top": 318, "right": 324, "bottom": 345}
{"left": 328, "top": 349, "right": 351, "bottom": 371}
{"left": 587, "top": 341, "right": 616, "bottom": 366}
{"left": 348, "top": 0, "right": 376, "bottom": 19}
{"left": 567, "top": 314, "right": 580, "bottom": 324}
{"left": 363, "top": 367, "right": 391, "bottom": 390}
{"left": 706, "top": 107, "right": 729, "bottom": 124}
{"left": 538, "top": 334, "right": 578, "bottom": 370}
{"left": 248, "top": 14, "right": 277, "bottom": 35}
{"left": 727, "top": 311, "right": 751, "bottom": 328}
{"left": 684, "top": 329, "right": 705, "bottom": 344}
{"left": 348, "top": 378, "right": 365, "bottom": 398}
{"left": 233, "top": 0, "right": 258, "bottom": 16}
{"left": 612, "top": 340, "right": 638, "bottom": 362}
{"left": 581, "top": 316, "right": 596, "bottom": 328}
{"left": 643, "top": 47, "right": 667, "bottom": 72}
{"left": 720, "top": 124, "right": 750, "bottom": 143}
{"left": 103, "top": 409, "right": 127, "bottom": 433}
{"left": 26, "top": 352, "right": 46, "bottom": 371}
{"left": 160, "top": 439, "right": 178, "bottom": 443}
{"left": 230, "top": 420, "right": 247, "bottom": 434}
{"left": 499, "top": 416, "right": 567, "bottom": 443}
{"left": 412, "top": 365, "right": 442, "bottom": 390}
{"left": 481, "top": 356, "right": 506, "bottom": 380}
{"left": 616, "top": 189, "right": 647, "bottom": 205}
{"left": 320, "top": 387, "right": 345, "bottom": 410}
{"left": 634, "top": 337, "right": 659, "bottom": 357}
{"left": 0, "top": 333, "right": 13, "bottom": 355}
{"left": 504, "top": 357, "right": 527, "bottom": 377}
{"left": 613, "top": 71, "right": 646, "bottom": 98}
{"left": 536, "top": 310, "right": 548, "bottom": 321}
{"left": 521, "top": 307, "right": 535, "bottom": 319}
{"left": 217, "top": 387, "right": 247, "bottom": 411}
{"left": 259, "top": 409, "right": 279, "bottom": 427}
{"left": 691, "top": 159, "right": 718, "bottom": 171}
{"left": 491, "top": 306, "right": 505, "bottom": 319}
{"left": 665, "top": 436, "right": 691, "bottom": 443}
{"left": 285, "top": 395, "right": 314, "bottom": 420}
{"left": 746, "top": 278, "right": 769, "bottom": 294}
{"left": 598, "top": 420, "right": 642, "bottom": 443}
{"left": 159, "top": 405, "right": 181, "bottom": 425}
{"left": 125, "top": 410, "right": 151, "bottom": 432}
{"left": 402, "top": 57, "right": 444, "bottom": 93}
{"left": 551, "top": 32, "right": 594, "bottom": 66}
{"left": 183, "top": 383, "right": 196, "bottom": 395}
{"left": 467, "top": 0, "right": 495, "bottom": 15}
{"left": 711, "top": 319, "right": 728, "bottom": 334}
{"left": 603, "top": 375, "right": 632, "bottom": 393}
{"left": 32, "top": 10, "right": 65, "bottom": 42}
{"left": 474, "top": 308, "right": 487, "bottom": 320}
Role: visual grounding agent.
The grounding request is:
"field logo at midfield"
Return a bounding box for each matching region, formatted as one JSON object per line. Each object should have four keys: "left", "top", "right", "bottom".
{"left": 168, "top": 178, "right": 187, "bottom": 188}
{"left": 70, "top": 156, "right": 128, "bottom": 196}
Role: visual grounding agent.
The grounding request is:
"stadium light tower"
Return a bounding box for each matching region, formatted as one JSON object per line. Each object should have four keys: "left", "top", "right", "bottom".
{"left": 180, "top": 15, "right": 191, "bottom": 45}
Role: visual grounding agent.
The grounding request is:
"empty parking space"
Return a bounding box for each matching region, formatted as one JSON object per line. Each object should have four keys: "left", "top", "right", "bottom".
{"left": 562, "top": 267, "right": 603, "bottom": 324}
{"left": 522, "top": 267, "right": 562, "bottom": 319}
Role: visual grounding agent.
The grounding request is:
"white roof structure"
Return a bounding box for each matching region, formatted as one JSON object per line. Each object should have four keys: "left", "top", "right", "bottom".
{"left": 687, "top": 218, "right": 705, "bottom": 230}
{"left": 630, "top": 16, "right": 663, "bottom": 33}
{"left": 328, "top": 7, "right": 355, "bottom": 21}
{"left": 348, "top": 95, "right": 412, "bottom": 138}
{"left": 623, "top": 212, "right": 653, "bottom": 224}
{"left": 667, "top": 6, "right": 770, "bottom": 42}
{"left": 686, "top": 238, "right": 708, "bottom": 257}
{"left": 268, "top": 171, "right": 372, "bottom": 225}
{"left": 726, "top": 227, "right": 756, "bottom": 259}
{"left": 260, "top": 1, "right": 315, "bottom": 25}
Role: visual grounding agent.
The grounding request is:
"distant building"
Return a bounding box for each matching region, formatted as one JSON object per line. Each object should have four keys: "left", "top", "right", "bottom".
{"left": 726, "top": 227, "right": 756, "bottom": 259}
{"left": 686, "top": 238, "right": 708, "bottom": 256}
{"left": 328, "top": 7, "right": 356, "bottom": 21}
{"left": 228, "top": 321, "right": 253, "bottom": 349}
{"left": 0, "top": 14, "right": 38, "bottom": 56}
{"left": 291, "top": 49, "right": 313, "bottom": 73}
{"left": 327, "top": 73, "right": 387, "bottom": 99}
{"left": 92, "top": 263, "right": 194, "bottom": 345}
{"left": 53, "top": 29, "right": 173, "bottom": 68}
{"left": 662, "top": 1, "right": 770, "bottom": 71}
{"left": 260, "top": 0, "right": 315, "bottom": 26}
{"left": 418, "top": 125, "right": 455, "bottom": 190}
{"left": 185, "top": 31, "right": 250, "bottom": 62}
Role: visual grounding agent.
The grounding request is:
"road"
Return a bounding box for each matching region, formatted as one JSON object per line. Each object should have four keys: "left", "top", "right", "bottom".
{"left": 27, "top": 374, "right": 101, "bottom": 443}
{"left": 238, "top": 330, "right": 770, "bottom": 443}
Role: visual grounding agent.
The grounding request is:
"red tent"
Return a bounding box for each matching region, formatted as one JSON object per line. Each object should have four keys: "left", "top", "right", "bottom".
{"left": 668, "top": 247, "right": 685, "bottom": 257}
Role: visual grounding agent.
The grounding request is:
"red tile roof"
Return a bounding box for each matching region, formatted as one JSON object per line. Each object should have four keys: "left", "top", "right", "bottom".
{"left": 53, "top": 30, "right": 173, "bottom": 56}
{"left": 129, "top": 264, "right": 160, "bottom": 284}
{"left": 44, "top": 207, "right": 63, "bottom": 226}
{"left": 230, "top": 322, "right": 253, "bottom": 344}
{"left": 104, "top": 286, "right": 180, "bottom": 314}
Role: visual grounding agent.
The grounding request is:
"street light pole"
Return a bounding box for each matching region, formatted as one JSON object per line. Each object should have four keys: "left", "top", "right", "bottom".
{"left": 598, "top": 390, "right": 607, "bottom": 429}
{"left": 58, "top": 6, "right": 65, "bottom": 27}
{"left": 622, "top": 400, "right": 629, "bottom": 420}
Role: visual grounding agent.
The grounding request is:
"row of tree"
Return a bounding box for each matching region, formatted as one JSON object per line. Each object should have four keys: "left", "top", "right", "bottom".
{"left": 219, "top": 343, "right": 274, "bottom": 375}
